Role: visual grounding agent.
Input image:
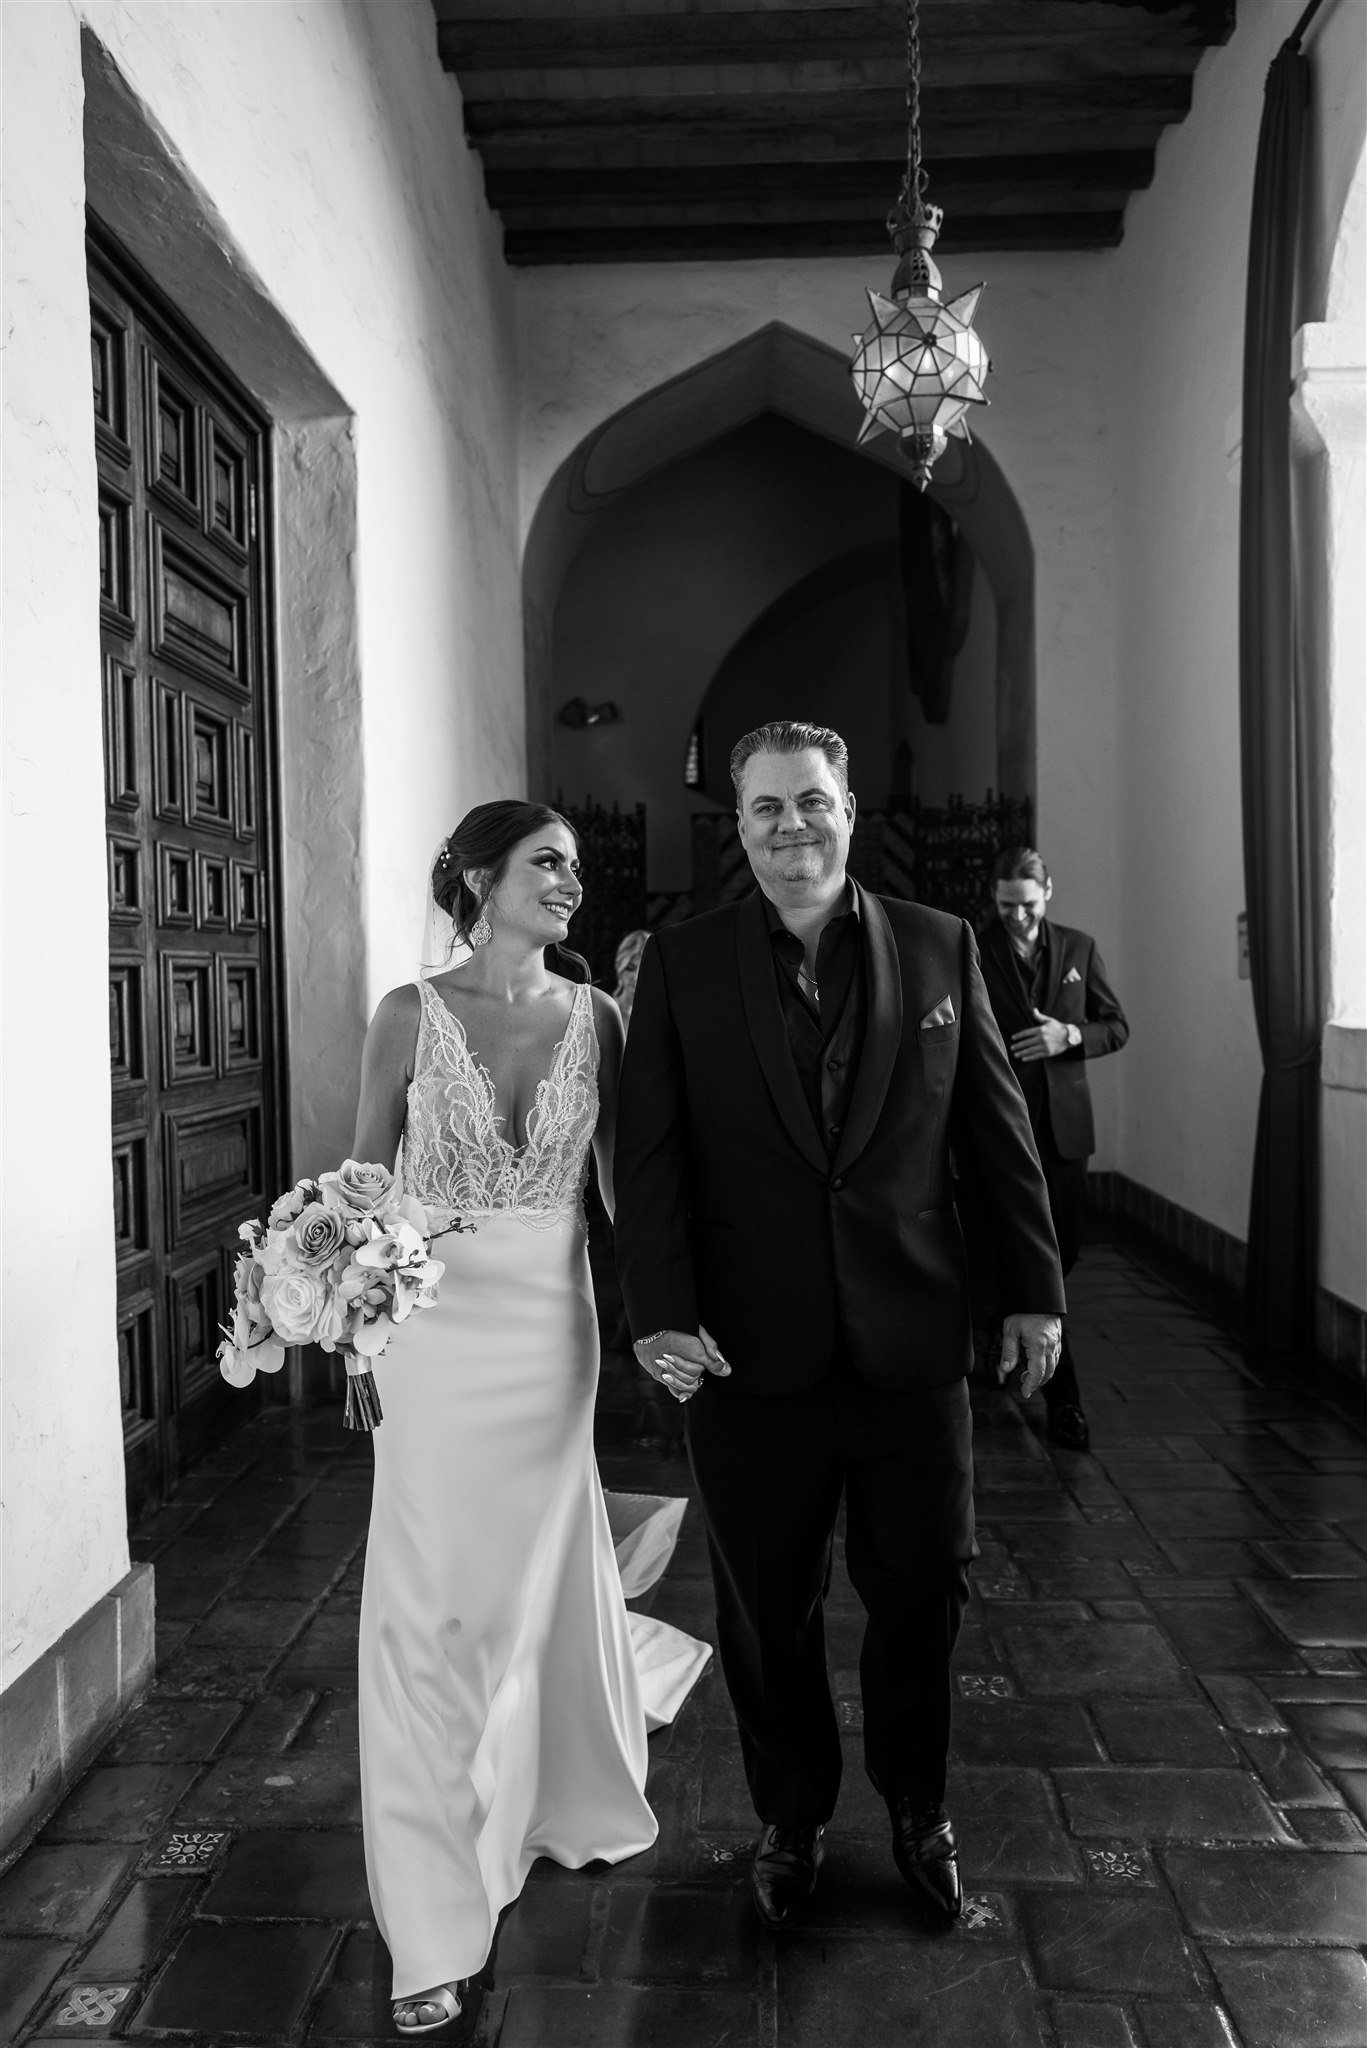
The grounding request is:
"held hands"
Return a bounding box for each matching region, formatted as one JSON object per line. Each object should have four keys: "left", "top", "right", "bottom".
{"left": 634, "top": 1325, "right": 731, "bottom": 1404}
{"left": 998, "top": 1313, "right": 1063, "bottom": 1399}
{"left": 1011, "top": 1009, "right": 1072, "bottom": 1062}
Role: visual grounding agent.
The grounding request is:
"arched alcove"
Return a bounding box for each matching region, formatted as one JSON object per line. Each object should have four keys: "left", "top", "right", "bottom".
{"left": 523, "top": 323, "right": 1036, "bottom": 817}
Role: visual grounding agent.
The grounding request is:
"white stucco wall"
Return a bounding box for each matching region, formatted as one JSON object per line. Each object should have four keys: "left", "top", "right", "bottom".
{"left": 1106, "top": 0, "right": 1366, "bottom": 1276}
{"left": 2, "top": 1, "right": 131, "bottom": 1693}
{"left": 517, "top": 250, "right": 1125, "bottom": 1160}
{"left": 2, "top": 0, "right": 522, "bottom": 1690}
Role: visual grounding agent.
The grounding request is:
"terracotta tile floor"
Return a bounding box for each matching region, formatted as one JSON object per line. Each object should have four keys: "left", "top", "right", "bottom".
{"left": 3, "top": 1231, "right": 1366, "bottom": 2046}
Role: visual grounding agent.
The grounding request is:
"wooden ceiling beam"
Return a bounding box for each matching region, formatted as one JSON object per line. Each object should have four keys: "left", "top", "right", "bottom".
{"left": 456, "top": 49, "right": 1204, "bottom": 102}
{"left": 501, "top": 209, "right": 1125, "bottom": 262}
{"left": 428, "top": 0, "right": 1230, "bottom": 260}
{"left": 483, "top": 149, "right": 1155, "bottom": 203}
{"left": 435, "top": 0, "right": 1233, "bottom": 34}
{"left": 489, "top": 186, "right": 1131, "bottom": 229}
{"left": 485, "top": 159, "right": 1148, "bottom": 225}
{"left": 438, "top": 11, "right": 1220, "bottom": 76}
{"left": 467, "top": 112, "right": 1179, "bottom": 171}
{"left": 463, "top": 75, "right": 1192, "bottom": 137}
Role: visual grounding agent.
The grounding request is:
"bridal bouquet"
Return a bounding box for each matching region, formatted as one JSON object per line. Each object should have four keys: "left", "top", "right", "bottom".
{"left": 217, "top": 1159, "right": 453, "bottom": 1431}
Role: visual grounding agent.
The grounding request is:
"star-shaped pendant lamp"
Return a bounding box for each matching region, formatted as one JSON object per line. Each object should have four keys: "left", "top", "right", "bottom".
{"left": 850, "top": 0, "right": 991, "bottom": 487}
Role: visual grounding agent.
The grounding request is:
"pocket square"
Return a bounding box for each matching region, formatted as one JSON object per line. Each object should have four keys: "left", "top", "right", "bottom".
{"left": 921, "top": 996, "right": 956, "bottom": 1029}
{"left": 1063, "top": 966, "right": 1082, "bottom": 985}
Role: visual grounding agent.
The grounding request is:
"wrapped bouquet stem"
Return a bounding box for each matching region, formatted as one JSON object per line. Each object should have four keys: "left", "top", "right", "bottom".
{"left": 218, "top": 1159, "right": 464, "bottom": 1431}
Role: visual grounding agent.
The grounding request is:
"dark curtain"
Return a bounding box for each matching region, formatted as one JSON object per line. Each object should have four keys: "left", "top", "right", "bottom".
{"left": 898, "top": 486, "right": 974, "bottom": 724}
{"left": 1238, "top": 27, "right": 1321, "bottom": 1352}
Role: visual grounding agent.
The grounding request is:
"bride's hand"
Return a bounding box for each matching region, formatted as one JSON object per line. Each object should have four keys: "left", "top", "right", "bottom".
{"left": 634, "top": 1326, "right": 731, "bottom": 1402}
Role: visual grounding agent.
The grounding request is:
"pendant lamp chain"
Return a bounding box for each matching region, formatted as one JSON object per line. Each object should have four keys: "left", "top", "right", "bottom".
{"left": 903, "top": 0, "right": 926, "bottom": 216}
{"left": 847, "top": 0, "right": 992, "bottom": 485}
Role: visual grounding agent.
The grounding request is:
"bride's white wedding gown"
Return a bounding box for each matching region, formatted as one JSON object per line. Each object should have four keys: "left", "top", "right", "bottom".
{"left": 358, "top": 975, "right": 709, "bottom": 1999}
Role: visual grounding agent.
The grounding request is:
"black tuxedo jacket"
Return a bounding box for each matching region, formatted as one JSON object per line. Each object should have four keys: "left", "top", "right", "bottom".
{"left": 978, "top": 919, "right": 1129, "bottom": 1163}
{"left": 614, "top": 884, "right": 1065, "bottom": 1398}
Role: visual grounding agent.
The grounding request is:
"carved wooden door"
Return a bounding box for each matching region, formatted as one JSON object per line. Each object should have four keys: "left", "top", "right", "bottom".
{"left": 90, "top": 228, "right": 285, "bottom": 1519}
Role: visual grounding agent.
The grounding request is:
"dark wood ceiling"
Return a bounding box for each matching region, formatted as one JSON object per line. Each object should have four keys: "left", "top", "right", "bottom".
{"left": 431, "top": 0, "right": 1235, "bottom": 264}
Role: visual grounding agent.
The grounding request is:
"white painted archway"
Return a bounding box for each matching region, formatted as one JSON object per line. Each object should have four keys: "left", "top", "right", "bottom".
{"left": 522, "top": 323, "right": 1037, "bottom": 807}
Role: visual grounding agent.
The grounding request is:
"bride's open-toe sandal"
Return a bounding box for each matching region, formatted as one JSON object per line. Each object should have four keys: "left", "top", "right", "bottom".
{"left": 392, "top": 1983, "right": 462, "bottom": 2035}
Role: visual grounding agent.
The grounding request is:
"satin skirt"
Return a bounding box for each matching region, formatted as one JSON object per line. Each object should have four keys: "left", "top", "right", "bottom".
{"left": 358, "top": 1211, "right": 697, "bottom": 1998}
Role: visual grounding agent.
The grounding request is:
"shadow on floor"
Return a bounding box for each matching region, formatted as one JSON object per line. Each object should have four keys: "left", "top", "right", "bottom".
{"left": 2, "top": 1231, "right": 1365, "bottom": 2046}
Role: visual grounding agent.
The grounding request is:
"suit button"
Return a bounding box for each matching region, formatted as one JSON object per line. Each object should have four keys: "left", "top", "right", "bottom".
{"left": 826, "top": 1057, "right": 843, "bottom": 1072}
{"left": 831, "top": 1176, "right": 845, "bottom": 1192}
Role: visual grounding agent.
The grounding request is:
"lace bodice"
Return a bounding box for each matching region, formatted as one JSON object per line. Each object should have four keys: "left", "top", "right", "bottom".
{"left": 401, "top": 977, "right": 599, "bottom": 1229}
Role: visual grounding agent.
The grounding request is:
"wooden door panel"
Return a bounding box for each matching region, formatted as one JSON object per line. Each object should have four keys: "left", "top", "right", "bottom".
{"left": 103, "top": 658, "right": 141, "bottom": 810}
{"left": 99, "top": 489, "right": 135, "bottom": 630}
{"left": 91, "top": 299, "right": 131, "bottom": 458}
{"left": 186, "top": 700, "right": 235, "bottom": 833}
{"left": 163, "top": 1099, "right": 265, "bottom": 1251}
{"left": 231, "top": 860, "right": 262, "bottom": 933}
{"left": 149, "top": 520, "right": 250, "bottom": 695}
{"left": 92, "top": 228, "right": 283, "bottom": 1520}
{"left": 143, "top": 348, "right": 201, "bottom": 519}
{"left": 205, "top": 412, "right": 250, "bottom": 558}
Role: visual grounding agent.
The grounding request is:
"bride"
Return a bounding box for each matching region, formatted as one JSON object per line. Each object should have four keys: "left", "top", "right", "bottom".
{"left": 351, "top": 800, "right": 707, "bottom": 2035}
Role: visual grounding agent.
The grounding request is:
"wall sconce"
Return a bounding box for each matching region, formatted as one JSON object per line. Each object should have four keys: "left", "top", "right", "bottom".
{"left": 557, "top": 697, "right": 622, "bottom": 728}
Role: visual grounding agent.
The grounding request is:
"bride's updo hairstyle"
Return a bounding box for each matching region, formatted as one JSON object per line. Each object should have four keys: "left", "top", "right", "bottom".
{"left": 432, "top": 800, "right": 591, "bottom": 983}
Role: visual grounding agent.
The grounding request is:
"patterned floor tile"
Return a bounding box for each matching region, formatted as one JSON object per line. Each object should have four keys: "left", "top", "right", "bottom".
{"left": 5, "top": 1237, "right": 1362, "bottom": 2048}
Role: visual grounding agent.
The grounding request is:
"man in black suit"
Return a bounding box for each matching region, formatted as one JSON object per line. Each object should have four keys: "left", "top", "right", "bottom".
{"left": 613, "top": 721, "right": 1064, "bottom": 1931}
{"left": 978, "top": 846, "right": 1130, "bottom": 1452}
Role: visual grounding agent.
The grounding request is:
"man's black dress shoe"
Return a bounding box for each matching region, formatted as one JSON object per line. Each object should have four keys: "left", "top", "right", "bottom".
{"left": 750, "top": 1823, "right": 826, "bottom": 1930}
{"left": 1047, "top": 1404, "right": 1090, "bottom": 1451}
{"left": 888, "top": 1799, "right": 962, "bottom": 1918}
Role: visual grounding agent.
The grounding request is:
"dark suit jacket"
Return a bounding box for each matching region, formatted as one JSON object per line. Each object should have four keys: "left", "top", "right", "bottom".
{"left": 613, "top": 884, "right": 1065, "bottom": 1398}
{"left": 978, "top": 919, "right": 1130, "bottom": 1162}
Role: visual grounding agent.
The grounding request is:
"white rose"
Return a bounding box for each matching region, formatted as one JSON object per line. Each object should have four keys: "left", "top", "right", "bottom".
{"left": 259, "top": 1268, "right": 328, "bottom": 1344}
{"left": 291, "top": 1202, "right": 348, "bottom": 1268}
{"left": 311, "top": 1289, "right": 350, "bottom": 1352}
{"left": 267, "top": 1181, "right": 312, "bottom": 1230}
{"left": 318, "top": 1159, "right": 396, "bottom": 1219}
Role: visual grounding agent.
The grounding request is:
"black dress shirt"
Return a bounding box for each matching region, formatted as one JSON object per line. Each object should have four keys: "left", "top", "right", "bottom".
{"left": 764, "top": 886, "right": 866, "bottom": 1158}
{"left": 1006, "top": 923, "right": 1053, "bottom": 1132}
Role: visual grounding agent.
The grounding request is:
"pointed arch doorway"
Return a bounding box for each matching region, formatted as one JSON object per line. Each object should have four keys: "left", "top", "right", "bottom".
{"left": 523, "top": 324, "right": 1036, "bottom": 859}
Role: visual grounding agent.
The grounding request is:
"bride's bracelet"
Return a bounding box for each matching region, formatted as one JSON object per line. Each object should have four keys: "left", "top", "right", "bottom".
{"left": 634, "top": 1329, "right": 674, "bottom": 1351}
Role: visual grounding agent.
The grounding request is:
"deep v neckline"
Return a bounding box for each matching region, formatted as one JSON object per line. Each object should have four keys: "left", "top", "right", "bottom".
{"left": 426, "top": 981, "right": 583, "bottom": 1158}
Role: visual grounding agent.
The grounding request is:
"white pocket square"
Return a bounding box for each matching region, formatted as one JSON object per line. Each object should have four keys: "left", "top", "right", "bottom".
{"left": 1063, "top": 967, "right": 1082, "bottom": 985}
{"left": 921, "top": 996, "right": 956, "bottom": 1029}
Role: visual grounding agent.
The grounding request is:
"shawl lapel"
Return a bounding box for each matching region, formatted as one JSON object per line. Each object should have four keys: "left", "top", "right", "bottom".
{"left": 832, "top": 885, "right": 902, "bottom": 1178}
{"left": 735, "top": 890, "right": 828, "bottom": 1175}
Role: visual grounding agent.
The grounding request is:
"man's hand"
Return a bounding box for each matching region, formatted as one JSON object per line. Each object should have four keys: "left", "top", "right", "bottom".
{"left": 634, "top": 1325, "right": 731, "bottom": 1403}
{"left": 1010, "top": 1009, "right": 1072, "bottom": 1062}
{"left": 998, "top": 1313, "right": 1063, "bottom": 1398}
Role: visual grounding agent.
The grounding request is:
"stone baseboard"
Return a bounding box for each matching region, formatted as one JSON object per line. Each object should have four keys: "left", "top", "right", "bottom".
{"left": 1316, "top": 1286, "right": 1367, "bottom": 1382}
{"left": 1088, "top": 1170, "right": 1248, "bottom": 1295}
{"left": 1089, "top": 1170, "right": 1366, "bottom": 1383}
{"left": 0, "top": 1564, "right": 155, "bottom": 1862}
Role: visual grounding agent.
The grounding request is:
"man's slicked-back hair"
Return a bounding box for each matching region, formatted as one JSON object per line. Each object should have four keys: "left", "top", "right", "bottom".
{"left": 992, "top": 844, "right": 1050, "bottom": 888}
{"left": 730, "top": 720, "right": 850, "bottom": 803}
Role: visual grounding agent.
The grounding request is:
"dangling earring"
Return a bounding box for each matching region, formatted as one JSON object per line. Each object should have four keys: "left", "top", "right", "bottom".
{"left": 469, "top": 910, "right": 492, "bottom": 947}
